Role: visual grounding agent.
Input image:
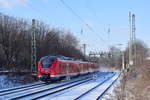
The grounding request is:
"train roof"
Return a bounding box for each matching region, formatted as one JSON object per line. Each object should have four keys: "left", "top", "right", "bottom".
{"left": 40, "top": 56, "right": 56, "bottom": 61}
{"left": 40, "top": 56, "right": 97, "bottom": 64}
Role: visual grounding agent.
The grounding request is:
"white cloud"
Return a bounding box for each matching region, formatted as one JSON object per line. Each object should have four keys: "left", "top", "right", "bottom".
{"left": 0, "top": 0, "right": 28, "bottom": 8}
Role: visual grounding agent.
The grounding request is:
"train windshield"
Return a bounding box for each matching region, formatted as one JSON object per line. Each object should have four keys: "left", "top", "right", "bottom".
{"left": 41, "top": 56, "right": 56, "bottom": 69}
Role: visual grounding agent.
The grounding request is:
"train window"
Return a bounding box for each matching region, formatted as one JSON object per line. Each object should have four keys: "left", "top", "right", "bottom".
{"left": 42, "top": 56, "right": 56, "bottom": 69}
{"left": 69, "top": 63, "right": 72, "bottom": 71}
{"left": 60, "top": 63, "right": 63, "bottom": 72}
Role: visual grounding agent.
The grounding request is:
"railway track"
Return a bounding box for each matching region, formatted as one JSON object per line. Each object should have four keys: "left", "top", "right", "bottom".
{"left": 0, "top": 72, "right": 108, "bottom": 100}
{"left": 0, "top": 72, "right": 93, "bottom": 95}
{"left": 0, "top": 72, "right": 115, "bottom": 100}
{"left": 38, "top": 72, "right": 117, "bottom": 100}
{"left": 72, "top": 72, "right": 121, "bottom": 100}
{"left": 0, "top": 82, "right": 45, "bottom": 93}
{"left": 74, "top": 73, "right": 116, "bottom": 100}
{"left": 0, "top": 83, "right": 46, "bottom": 96}
{"left": 30, "top": 72, "right": 109, "bottom": 100}
{"left": 96, "top": 73, "right": 121, "bottom": 100}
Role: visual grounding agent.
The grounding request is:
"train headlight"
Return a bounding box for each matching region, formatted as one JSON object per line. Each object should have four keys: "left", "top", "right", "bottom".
{"left": 38, "top": 75, "right": 42, "bottom": 79}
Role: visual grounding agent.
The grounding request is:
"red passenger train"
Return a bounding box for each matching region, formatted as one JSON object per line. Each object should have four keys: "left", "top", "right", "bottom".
{"left": 38, "top": 56, "right": 99, "bottom": 81}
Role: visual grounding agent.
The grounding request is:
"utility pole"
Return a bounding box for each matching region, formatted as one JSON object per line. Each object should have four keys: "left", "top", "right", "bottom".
{"left": 80, "top": 29, "right": 87, "bottom": 58}
{"left": 129, "top": 12, "right": 133, "bottom": 68}
{"left": 108, "top": 24, "right": 110, "bottom": 45}
{"left": 129, "top": 12, "right": 136, "bottom": 71}
{"left": 122, "top": 51, "right": 125, "bottom": 70}
{"left": 31, "top": 19, "right": 37, "bottom": 73}
{"left": 83, "top": 44, "right": 87, "bottom": 57}
{"left": 132, "top": 14, "right": 136, "bottom": 71}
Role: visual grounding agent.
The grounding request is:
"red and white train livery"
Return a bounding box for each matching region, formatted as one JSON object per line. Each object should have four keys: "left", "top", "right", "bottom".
{"left": 38, "top": 56, "right": 99, "bottom": 81}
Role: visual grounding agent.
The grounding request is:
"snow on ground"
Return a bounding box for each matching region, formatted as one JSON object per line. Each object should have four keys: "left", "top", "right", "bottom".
{"left": 0, "top": 73, "right": 37, "bottom": 89}
{"left": 99, "top": 66, "right": 122, "bottom": 99}
{"left": 99, "top": 67, "right": 112, "bottom": 72}
{"left": 39, "top": 72, "right": 120, "bottom": 100}
{"left": 82, "top": 72, "right": 120, "bottom": 100}
{"left": 0, "top": 74, "right": 21, "bottom": 89}
{"left": 0, "top": 67, "right": 121, "bottom": 100}
{"left": 101, "top": 72, "right": 122, "bottom": 100}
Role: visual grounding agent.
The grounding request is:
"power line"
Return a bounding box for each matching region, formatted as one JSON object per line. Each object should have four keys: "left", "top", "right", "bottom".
{"left": 28, "top": 1, "right": 106, "bottom": 52}
{"left": 60, "top": 0, "right": 105, "bottom": 43}
{"left": 84, "top": 0, "right": 109, "bottom": 40}
{"left": 60, "top": 0, "right": 93, "bottom": 31}
{"left": 84, "top": 0, "right": 104, "bottom": 27}
{"left": 28, "top": 1, "right": 105, "bottom": 43}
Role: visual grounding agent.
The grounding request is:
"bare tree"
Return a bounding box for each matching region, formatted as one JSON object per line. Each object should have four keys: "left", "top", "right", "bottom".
{"left": 0, "top": 13, "right": 84, "bottom": 71}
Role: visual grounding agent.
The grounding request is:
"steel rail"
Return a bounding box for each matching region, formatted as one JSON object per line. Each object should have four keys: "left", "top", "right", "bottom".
{"left": 74, "top": 72, "right": 116, "bottom": 100}
{"left": 10, "top": 79, "right": 92, "bottom": 100}
{"left": 0, "top": 84, "right": 47, "bottom": 96}
{"left": 0, "top": 71, "right": 98, "bottom": 95}
{"left": 31, "top": 72, "right": 109, "bottom": 100}
{"left": 3, "top": 74, "right": 96, "bottom": 100}
{"left": 0, "top": 82, "right": 44, "bottom": 93}
{"left": 96, "top": 73, "right": 121, "bottom": 100}
{"left": 9, "top": 72, "right": 107, "bottom": 100}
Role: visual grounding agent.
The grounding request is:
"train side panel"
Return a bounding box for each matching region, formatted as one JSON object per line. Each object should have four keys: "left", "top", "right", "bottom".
{"left": 37, "top": 56, "right": 100, "bottom": 81}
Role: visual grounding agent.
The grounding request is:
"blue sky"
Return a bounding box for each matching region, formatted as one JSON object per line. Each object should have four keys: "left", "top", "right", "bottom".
{"left": 0, "top": 0, "right": 150, "bottom": 54}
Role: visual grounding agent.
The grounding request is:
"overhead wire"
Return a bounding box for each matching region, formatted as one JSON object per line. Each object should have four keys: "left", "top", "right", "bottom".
{"left": 84, "top": 0, "right": 105, "bottom": 27}
{"left": 84, "top": 0, "right": 110, "bottom": 50}
{"left": 27, "top": 0, "right": 104, "bottom": 52}
{"left": 84, "top": 0, "right": 107, "bottom": 36}
{"left": 60, "top": 0, "right": 106, "bottom": 43}
{"left": 85, "top": 0, "right": 129, "bottom": 50}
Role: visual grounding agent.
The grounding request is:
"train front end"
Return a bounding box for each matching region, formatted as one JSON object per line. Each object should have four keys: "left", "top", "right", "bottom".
{"left": 38, "top": 56, "right": 57, "bottom": 81}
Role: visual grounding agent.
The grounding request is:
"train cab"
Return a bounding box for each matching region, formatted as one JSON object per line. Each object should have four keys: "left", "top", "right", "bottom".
{"left": 38, "top": 56, "right": 57, "bottom": 81}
